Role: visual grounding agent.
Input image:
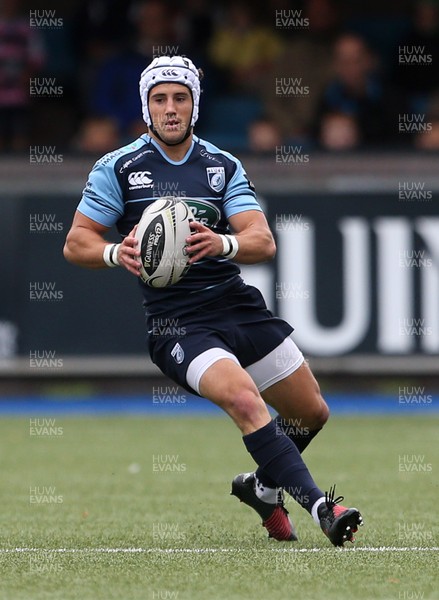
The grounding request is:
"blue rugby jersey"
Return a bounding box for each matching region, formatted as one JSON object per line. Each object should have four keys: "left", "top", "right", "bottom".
{"left": 77, "top": 134, "right": 262, "bottom": 316}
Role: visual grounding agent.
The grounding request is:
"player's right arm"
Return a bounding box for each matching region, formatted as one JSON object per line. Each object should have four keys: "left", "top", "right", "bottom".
{"left": 64, "top": 152, "right": 141, "bottom": 275}
{"left": 63, "top": 211, "right": 140, "bottom": 276}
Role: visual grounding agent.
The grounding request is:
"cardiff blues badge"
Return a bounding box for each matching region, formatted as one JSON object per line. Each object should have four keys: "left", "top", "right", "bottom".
{"left": 206, "top": 167, "right": 225, "bottom": 192}
{"left": 171, "top": 342, "right": 184, "bottom": 364}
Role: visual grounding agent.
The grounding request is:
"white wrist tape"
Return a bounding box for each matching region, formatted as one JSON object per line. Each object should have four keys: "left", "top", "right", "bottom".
{"left": 219, "top": 234, "right": 239, "bottom": 259}
{"left": 103, "top": 243, "right": 120, "bottom": 267}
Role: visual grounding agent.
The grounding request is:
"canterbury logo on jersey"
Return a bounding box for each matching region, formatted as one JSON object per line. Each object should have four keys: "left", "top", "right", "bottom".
{"left": 160, "top": 68, "right": 179, "bottom": 77}
{"left": 128, "top": 171, "right": 154, "bottom": 189}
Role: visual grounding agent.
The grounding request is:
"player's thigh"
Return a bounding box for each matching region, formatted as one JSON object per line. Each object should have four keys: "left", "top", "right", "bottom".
{"left": 244, "top": 336, "right": 328, "bottom": 426}
{"left": 261, "top": 361, "right": 329, "bottom": 428}
{"left": 199, "top": 358, "right": 271, "bottom": 434}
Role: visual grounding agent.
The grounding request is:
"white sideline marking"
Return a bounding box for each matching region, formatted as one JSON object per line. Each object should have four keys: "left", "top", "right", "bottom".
{"left": 1, "top": 546, "right": 438, "bottom": 554}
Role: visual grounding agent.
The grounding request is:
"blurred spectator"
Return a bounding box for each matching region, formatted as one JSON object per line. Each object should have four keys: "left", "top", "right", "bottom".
{"left": 318, "top": 112, "right": 361, "bottom": 150}
{"left": 247, "top": 117, "right": 283, "bottom": 153}
{"left": 414, "top": 92, "right": 439, "bottom": 149}
{"left": 314, "top": 33, "right": 408, "bottom": 148}
{"left": 392, "top": 0, "right": 439, "bottom": 109}
{"left": 208, "top": 2, "right": 284, "bottom": 93}
{"left": 72, "top": 116, "right": 121, "bottom": 154}
{"left": 72, "top": 0, "right": 136, "bottom": 62}
{"left": 415, "top": 121, "right": 439, "bottom": 149}
{"left": 87, "top": 0, "right": 177, "bottom": 140}
{"left": 261, "top": 0, "right": 340, "bottom": 143}
{"left": 0, "top": 0, "right": 45, "bottom": 151}
{"left": 175, "top": 0, "right": 215, "bottom": 60}
{"left": 197, "top": 93, "right": 264, "bottom": 152}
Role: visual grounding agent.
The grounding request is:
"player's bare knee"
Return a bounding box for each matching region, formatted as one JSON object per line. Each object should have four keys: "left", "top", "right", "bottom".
{"left": 313, "top": 395, "right": 330, "bottom": 428}
{"left": 226, "top": 388, "right": 265, "bottom": 427}
{"left": 305, "top": 376, "right": 329, "bottom": 428}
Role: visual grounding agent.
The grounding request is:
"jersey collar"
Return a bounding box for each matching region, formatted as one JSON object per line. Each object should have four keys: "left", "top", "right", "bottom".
{"left": 141, "top": 134, "right": 195, "bottom": 166}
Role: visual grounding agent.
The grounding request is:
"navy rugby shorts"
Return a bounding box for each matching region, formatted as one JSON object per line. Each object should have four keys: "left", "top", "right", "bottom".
{"left": 147, "top": 284, "right": 304, "bottom": 396}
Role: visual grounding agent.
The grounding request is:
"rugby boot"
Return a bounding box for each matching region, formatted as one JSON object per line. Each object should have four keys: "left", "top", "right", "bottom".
{"left": 318, "top": 485, "right": 364, "bottom": 546}
{"left": 231, "top": 472, "right": 298, "bottom": 541}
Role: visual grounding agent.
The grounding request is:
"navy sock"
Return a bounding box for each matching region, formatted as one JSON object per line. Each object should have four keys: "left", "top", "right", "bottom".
{"left": 255, "top": 415, "right": 323, "bottom": 489}
{"left": 243, "top": 420, "right": 323, "bottom": 513}
{"left": 275, "top": 414, "right": 322, "bottom": 453}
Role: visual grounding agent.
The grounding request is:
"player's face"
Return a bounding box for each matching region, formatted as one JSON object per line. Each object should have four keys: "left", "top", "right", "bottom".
{"left": 148, "top": 83, "right": 193, "bottom": 144}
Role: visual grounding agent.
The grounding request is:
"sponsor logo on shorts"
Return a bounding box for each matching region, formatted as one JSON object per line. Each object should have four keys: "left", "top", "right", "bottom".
{"left": 171, "top": 342, "right": 184, "bottom": 364}
{"left": 206, "top": 167, "right": 225, "bottom": 192}
{"left": 128, "top": 171, "right": 154, "bottom": 189}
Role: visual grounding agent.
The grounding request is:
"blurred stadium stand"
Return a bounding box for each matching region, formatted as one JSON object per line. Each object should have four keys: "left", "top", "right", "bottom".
{"left": 199, "top": 95, "right": 264, "bottom": 151}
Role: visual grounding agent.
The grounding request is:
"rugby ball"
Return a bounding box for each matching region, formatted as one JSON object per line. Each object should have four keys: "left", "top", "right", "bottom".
{"left": 135, "top": 197, "right": 194, "bottom": 287}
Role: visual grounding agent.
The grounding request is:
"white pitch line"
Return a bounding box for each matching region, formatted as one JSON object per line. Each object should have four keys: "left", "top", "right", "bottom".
{"left": 1, "top": 546, "right": 438, "bottom": 554}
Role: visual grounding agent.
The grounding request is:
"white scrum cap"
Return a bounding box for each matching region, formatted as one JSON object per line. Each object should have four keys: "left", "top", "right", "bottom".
{"left": 139, "top": 56, "right": 201, "bottom": 127}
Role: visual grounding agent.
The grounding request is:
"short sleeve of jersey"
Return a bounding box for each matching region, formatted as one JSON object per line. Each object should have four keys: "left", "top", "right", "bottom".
{"left": 77, "top": 160, "right": 124, "bottom": 228}
{"left": 223, "top": 158, "right": 262, "bottom": 219}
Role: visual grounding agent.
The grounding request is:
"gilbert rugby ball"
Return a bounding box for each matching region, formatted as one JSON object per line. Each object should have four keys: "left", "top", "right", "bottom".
{"left": 135, "top": 197, "right": 194, "bottom": 288}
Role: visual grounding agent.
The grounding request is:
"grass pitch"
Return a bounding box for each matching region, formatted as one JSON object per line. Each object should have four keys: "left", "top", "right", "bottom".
{"left": 0, "top": 414, "right": 437, "bottom": 600}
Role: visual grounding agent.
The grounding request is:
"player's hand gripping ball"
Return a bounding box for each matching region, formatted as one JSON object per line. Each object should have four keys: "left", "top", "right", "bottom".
{"left": 135, "top": 197, "right": 195, "bottom": 287}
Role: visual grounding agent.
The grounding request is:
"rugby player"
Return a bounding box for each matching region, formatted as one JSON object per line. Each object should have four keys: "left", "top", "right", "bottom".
{"left": 64, "top": 56, "right": 363, "bottom": 546}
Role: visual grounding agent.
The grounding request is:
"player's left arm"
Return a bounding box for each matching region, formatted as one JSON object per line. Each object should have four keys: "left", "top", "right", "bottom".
{"left": 187, "top": 210, "right": 276, "bottom": 264}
